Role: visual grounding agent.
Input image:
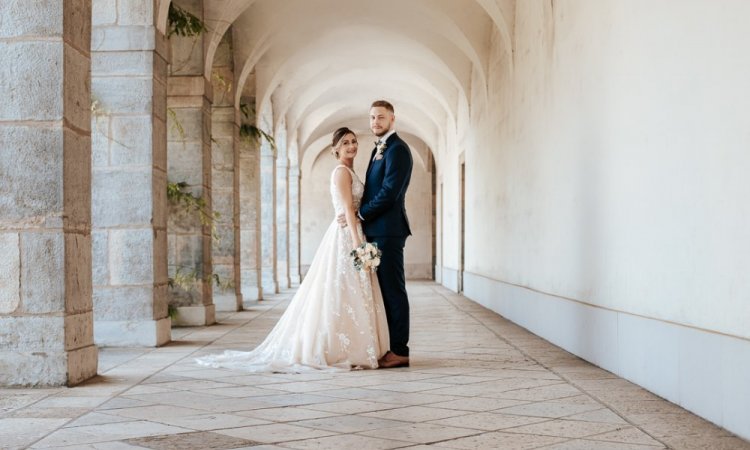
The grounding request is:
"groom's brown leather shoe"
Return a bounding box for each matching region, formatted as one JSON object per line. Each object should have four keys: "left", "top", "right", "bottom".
{"left": 378, "top": 351, "right": 409, "bottom": 369}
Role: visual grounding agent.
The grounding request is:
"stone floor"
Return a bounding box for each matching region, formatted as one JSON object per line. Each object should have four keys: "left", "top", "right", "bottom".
{"left": 1, "top": 281, "right": 748, "bottom": 450}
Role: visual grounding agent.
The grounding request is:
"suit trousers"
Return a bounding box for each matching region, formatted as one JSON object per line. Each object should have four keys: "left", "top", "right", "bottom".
{"left": 371, "top": 236, "right": 409, "bottom": 357}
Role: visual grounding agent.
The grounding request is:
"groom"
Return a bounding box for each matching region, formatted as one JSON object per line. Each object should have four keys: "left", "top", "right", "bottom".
{"left": 339, "top": 100, "right": 413, "bottom": 368}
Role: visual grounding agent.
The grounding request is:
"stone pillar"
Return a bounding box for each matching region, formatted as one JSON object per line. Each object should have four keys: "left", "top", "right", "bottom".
{"left": 260, "top": 129, "right": 278, "bottom": 295}
{"left": 288, "top": 163, "right": 301, "bottom": 285}
{"left": 90, "top": 0, "right": 170, "bottom": 347}
{"left": 167, "top": 75, "right": 215, "bottom": 326}
{"left": 275, "top": 123, "right": 290, "bottom": 290}
{"left": 0, "top": 0, "right": 98, "bottom": 386}
{"left": 167, "top": 1, "right": 215, "bottom": 325}
{"left": 209, "top": 34, "right": 241, "bottom": 312}
{"left": 238, "top": 97, "right": 262, "bottom": 302}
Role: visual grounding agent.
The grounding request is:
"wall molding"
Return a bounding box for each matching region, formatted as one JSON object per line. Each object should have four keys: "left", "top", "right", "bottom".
{"left": 461, "top": 271, "right": 750, "bottom": 441}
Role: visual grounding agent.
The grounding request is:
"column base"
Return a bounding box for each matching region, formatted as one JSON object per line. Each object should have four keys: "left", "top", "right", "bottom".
{"left": 0, "top": 345, "right": 98, "bottom": 387}
{"left": 241, "top": 284, "right": 262, "bottom": 302}
{"left": 262, "top": 284, "right": 278, "bottom": 296}
{"left": 172, "top": 304, "right": 215, "bottom": 326}
{"left": 95, "top": 318, "right": 171, "bottom": 347}
{"left": 214, "top": 293, "right": 242, "bottom": 312}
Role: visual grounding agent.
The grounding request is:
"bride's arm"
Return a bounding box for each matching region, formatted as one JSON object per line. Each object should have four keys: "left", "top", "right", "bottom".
{"left": 333, "top": 168, "right": 362, "bottom": 249}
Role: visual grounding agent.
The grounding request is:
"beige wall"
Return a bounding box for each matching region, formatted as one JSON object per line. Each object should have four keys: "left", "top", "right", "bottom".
{"left": 458, "top": 0, "right": 750, "bottom": 339}
{"left": 301, "top": 132, "right": 433, "bottom": 279}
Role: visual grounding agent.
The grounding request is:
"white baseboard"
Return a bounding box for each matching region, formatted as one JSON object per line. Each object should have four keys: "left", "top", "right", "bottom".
{"left": 461, "top": 271, "right": 750, "bottom": 441}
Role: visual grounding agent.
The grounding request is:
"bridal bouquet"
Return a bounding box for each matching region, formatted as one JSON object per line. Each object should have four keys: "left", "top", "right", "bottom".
{"left": 351, "top": 242, "right": 382, "bottom": 272}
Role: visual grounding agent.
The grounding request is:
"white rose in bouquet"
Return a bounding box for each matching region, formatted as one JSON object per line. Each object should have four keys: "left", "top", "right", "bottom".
{"left": 350, "top": 241, "right": 382, "bottom": 272}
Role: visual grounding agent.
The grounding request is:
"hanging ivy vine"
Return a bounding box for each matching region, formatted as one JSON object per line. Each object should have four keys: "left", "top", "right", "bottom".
{"left": 167, "top": 181, "right": 220, "bottom": 241}
{"left": 239, "top": 103, "right": 276, "bottom": 150}
{"left": 168, "top": 4, "right": 207, "bottom": 38}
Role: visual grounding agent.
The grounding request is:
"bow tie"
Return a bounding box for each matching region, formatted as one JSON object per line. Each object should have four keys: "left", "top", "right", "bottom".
{"left": 374, "top": 140, "right": 382, "bottom": 146}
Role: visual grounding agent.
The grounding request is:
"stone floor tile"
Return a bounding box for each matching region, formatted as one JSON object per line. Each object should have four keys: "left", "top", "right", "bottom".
{"left": 606, "top": 400, "right": 687, "bottom": 416}
{"left": 29, "top": 420, "right": 192, "bottom": 448}
{"left": 5, "top": 406, "right": 90, "bottom": 419}
{"left": 496, "top": 399, "right": 602, "bottom": 418}
{"left": 98, "top": 404, "right": 207, "bottom": 421}
{"left": 361, "top": 405, "right": 469, "bottom": 423}
{"left": 564, "top": 408, "right": 629, "bottom": 424}
{"left": 301, "top": 399, "right": 401, "bottom": 414}
{"left": 292, "top": 414, "right": 407, "bottom": 433}
{"left": 428, "top": 397, "right": 530, "bottom": 412}
{"left": 627, "top": 412, "right": 729, "bottom": 437}
{"left": 491, "top": 382, "right": 583, "bottom": 402}
{"left": 236, "top": 407, "right": 340, "bottom": 422}
{"left": 255, "top": 381, "right": 340, "bottom": 394}
{"left": 33, "top": 396, "right": 110, "bottom": 408}
{"left": 502, "top": 418, "right": 628, "bottom": 439}
{"left": 154, "top": 412, "right": 271, "bottom": 431}
{"left": 279, "top": 433, "right": 411, "bottom": 450}
{"left": 427, "top": 412, "right": 550, "bottom": 431}
{"left": 358, "top": 422, "right": 480, "bottom": 444}
{"left": 540, "top": 439, "right": 666, "bottom": 449}
{"left": 216, "top": 423, "right": 336, "bottom": 444}
{"left": 124, "top": 430, "right": 261, "bottom": 449}
{"left": 587, "top": 427, "right": 666, "bottom": 446}
{"left": 431, "top": 430, "right": 566, "bottom": 449}
{"left": 64, "top": 412, "right": 138, "bottom": 428}
{"left": 195, "top": 385, "right": 282, "bottom": 397}
{"left": 4, "top": 282, "right": 748, "bottom": 450}
{"left": 0, "top": 418, "right": 69, "bottom": 449}
{"left": 48, "top": 442, "right": 152, "bottom": 449}
{"left": 366, "top": 381, "right": 453, "bottom": 393}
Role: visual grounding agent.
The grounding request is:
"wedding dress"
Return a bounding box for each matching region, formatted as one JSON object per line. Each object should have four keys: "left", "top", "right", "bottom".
{"left": 196, "top": 165, "right": 389, "bottom": 372}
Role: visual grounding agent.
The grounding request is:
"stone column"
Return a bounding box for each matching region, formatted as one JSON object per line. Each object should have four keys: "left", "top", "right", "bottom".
{"left": 0, "top": 0, "right": 98, "bottom": 386}
{"left": 167, "top": 75, "right": 215, "bottom": 326}
{"left": 288, "top": 163, "right": 301, "bottom": 285}
{"left": 210, "top": 34, "right": 241, "bottom": 311}
{"left": 260, "top": 133, "right": 278, "bottom": 295}
{"left": 90, "top": 0, "right": 170, "bottom": 347}
{"left": 275, "top": 124, "right": 290, "bottom": 289}
{"left": 167, "top": 2, "right": 215, "bottom": 325}
{"left": 238, "top": 97, "right": 262, "bottom": 302}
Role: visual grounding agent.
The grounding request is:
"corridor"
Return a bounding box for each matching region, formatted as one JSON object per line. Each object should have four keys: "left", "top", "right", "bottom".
{"left": 2, "top": 282, "right": 746, "bottom": 450}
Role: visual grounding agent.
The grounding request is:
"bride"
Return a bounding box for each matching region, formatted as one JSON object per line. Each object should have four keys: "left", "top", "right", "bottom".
{"left": 196, "top": 127, "right": 390, "bottom": 372}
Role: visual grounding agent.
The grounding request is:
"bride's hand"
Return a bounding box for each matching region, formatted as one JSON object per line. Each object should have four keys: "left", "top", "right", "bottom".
{"left": 337, "top": 213, "right": 347, "bottom": 228}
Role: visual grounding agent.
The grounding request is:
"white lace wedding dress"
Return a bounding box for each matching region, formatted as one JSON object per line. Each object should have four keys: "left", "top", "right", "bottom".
{"left": 196, "top": 165, "right": 389, "bottom": 372}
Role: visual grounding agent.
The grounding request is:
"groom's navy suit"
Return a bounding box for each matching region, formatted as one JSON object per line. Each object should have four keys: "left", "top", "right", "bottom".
{"left": 359, "top": 132, "right": 412, "bottom": 357}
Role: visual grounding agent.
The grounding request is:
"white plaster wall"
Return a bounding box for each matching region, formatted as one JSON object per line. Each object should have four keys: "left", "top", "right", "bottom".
{"left": 301, "top": 133, "right": 433, "bottom": 279}
{"left": 464, "top": 0, "right": 750, "bottom": 340}
{"left": 455, "top": 0, "right": 750, "bottom": 439}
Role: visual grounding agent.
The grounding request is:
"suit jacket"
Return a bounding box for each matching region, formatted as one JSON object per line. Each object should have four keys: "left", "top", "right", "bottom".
{"left": 359, "top": 132, "right": 413, "bottom": 237}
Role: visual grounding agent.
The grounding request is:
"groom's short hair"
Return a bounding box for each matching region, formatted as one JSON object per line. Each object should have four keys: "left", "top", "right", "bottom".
{"left": 371, "top": 100, "right": 394, "bottom": 114}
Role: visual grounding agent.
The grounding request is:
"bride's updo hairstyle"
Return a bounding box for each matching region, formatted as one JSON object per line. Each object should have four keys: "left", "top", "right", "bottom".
{"left": 331, "top": 127, "right": 355, "bottom": 158}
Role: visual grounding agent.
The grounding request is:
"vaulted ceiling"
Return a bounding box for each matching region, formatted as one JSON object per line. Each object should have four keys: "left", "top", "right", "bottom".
{"left": 158, "top": 0, "right": 515, "bottom": 167}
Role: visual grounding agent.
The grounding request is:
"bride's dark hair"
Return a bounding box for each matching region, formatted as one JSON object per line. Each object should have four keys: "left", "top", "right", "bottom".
{"left": 331, "top": 127, "right": 355, "bottom": 158}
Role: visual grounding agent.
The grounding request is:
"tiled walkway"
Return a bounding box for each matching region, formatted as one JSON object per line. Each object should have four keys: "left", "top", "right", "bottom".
{"left": 2, "top": 282, "right": 748, "bottom": 449}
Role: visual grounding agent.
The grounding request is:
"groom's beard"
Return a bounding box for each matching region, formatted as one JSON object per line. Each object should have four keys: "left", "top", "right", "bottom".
{"left": 372, "top": 126, "right": 391, "bottom": 137}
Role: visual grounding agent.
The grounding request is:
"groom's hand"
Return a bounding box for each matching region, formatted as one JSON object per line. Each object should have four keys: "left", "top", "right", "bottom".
{"left": 337, "top": 213, "right": 347, "bottom": 228}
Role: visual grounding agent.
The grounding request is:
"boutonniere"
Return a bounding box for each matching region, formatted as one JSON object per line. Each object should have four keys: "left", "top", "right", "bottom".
{"left": 374, "top": 140, "right": 387, "bottom": 160}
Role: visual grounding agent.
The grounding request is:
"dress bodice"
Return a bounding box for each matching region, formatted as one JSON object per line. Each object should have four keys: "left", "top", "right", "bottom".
{"left": 330, "top": 165, "right": 364, "bottom": 214}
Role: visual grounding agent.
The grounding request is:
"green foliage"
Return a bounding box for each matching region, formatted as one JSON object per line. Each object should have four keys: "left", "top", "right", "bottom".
{"left": 168, "top": 4, "right": 207, "bottom": 38}
{"left": 167, "top": 181, "right": 221, "bottom": 241}
{"left": 239, "top": 102, "right": 276, "bottom": 149}
{"left": 167, "top": 304, "right": 179, "bottom": 320}
{"left": 168, "top": 266, "right": 234, "bottom": 293}
{"left": 239, "top": 123, "right": 276, "bottom": 149}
